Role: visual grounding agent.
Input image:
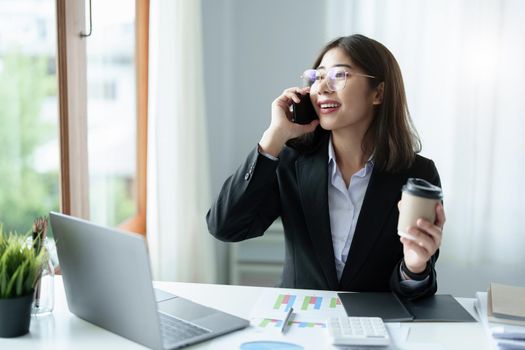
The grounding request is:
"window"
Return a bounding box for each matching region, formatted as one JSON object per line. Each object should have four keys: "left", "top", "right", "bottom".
{"left": 0, "top": 0, "right": 148, "bottom": 235}
{"left": 0, "top": 0, "right": 60, "bottom": 233}
{"left": 55, "top": 0, "right": 148, "bottom": 234}
{"left": 86, "top": 0, "right": 138, "bottom": 228}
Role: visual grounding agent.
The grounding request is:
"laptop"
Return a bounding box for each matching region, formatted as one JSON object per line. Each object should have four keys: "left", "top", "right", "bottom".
{"left": 50, "top": 212, "right": 248, "bottom": 349}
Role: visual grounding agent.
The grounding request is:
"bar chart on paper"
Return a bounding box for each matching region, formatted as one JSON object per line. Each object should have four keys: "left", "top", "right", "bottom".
{"left": 272, "top": 293, "right": 344, "bottom": 312}
{"left": 255, "top": 318, "right": 326, "bottom": 329}
{"left": 274, "top": 294, "right": 296, "bottom": 312}
{"left": 251, "top": 289, "right": 346, "bottom": 324}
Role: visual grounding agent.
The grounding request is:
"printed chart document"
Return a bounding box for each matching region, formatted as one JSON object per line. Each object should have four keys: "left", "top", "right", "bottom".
{"left": 244, "top": 288, "right": 410, "bottom": 350}
{"left": 208, "top": 321, "right": 411, "bottom": 350}
{"left": 250, "top": 288, "right": 347, "bottom": 325}
{"left": 245, "top": 288, "right": 346, "bottom": 349}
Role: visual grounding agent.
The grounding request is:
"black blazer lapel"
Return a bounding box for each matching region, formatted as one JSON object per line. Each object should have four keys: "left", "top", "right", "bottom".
{"left": 339, "top": 168, "right": 404, "bottom": 290}
{"left": 295, "top": 142, "right": 339, "bottom": 290}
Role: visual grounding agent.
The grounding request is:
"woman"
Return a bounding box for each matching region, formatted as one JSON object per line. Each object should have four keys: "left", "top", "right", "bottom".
{"left": 206, "top": 34, "right": 445, "bottom": 299}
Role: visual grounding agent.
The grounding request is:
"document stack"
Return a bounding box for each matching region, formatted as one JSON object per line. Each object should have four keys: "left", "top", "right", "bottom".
{"left": 475, "top": 283, "right": 525, "bottom": 350}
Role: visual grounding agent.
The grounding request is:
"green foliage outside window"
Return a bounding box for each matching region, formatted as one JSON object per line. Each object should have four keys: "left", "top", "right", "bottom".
{"left": 0, "top": 51, "right": 136, "bottom": 232}
{"left": 0, "top": 51, "right": 59, "bottom": 234}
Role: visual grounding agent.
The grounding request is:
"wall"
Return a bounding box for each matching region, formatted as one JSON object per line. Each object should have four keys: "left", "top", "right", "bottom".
{"left": 201, "top": 0, "right": 326, "bottom": 283}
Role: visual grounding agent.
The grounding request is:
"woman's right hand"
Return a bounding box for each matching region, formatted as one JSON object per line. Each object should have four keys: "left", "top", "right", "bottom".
{"left": 259, "top": 87, "right": 320, "bottom": 157}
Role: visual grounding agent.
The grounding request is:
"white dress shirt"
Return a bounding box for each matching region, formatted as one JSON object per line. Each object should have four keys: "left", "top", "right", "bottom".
{"left": 327, "top": 137, "right": 373, "bottom": 280}
{"left": 326, "top": 137, "right": 428, "bottom": 287}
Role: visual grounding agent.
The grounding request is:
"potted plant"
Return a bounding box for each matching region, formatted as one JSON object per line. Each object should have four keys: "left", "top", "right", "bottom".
{"left": 0, "top": 225, "right": 47, "bottom": 338}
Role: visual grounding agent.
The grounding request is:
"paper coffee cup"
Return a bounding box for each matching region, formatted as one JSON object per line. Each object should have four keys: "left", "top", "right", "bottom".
{"left": 397, "top": 178, "right": 443, "bottom": 240}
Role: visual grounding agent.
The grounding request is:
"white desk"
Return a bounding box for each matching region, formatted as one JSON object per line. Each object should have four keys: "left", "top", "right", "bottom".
{"left": 0, "top": 277, "right": 494, "bottom": 350}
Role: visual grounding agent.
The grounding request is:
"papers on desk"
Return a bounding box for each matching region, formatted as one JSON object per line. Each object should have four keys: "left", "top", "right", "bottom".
{"left": 247, "top": 289, "right": 345, "bottom": 348}
{"left": 208, "top": 320, "right": 411, "bottom": 350}
{"left": 250, "top": 288, "right": 346, "bottom": 324}
{"left": 475, "top": 291, "right": 525, "bottom": 350}
{"left": 245, "top": 288, "right": 413, "bottom": 350}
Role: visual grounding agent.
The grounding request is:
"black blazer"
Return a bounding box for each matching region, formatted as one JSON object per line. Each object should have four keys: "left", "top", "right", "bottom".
{"left": 207, "top": 136, "right": 441, "bottom": 299}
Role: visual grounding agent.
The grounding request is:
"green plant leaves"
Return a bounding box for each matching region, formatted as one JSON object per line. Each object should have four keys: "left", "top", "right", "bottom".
{"left": 16, "top": 260, "right": 28, "bottom": 296}
{"left": 0, "top": 264, "right": 7, "bottom": 297}
{"left": 0, "top": 228, "right": 46, "bottom": 298}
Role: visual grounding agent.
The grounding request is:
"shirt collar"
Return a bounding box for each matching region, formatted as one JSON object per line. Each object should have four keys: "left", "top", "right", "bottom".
{"left": 328, "top": 135, "right": 374, "bottom": 179}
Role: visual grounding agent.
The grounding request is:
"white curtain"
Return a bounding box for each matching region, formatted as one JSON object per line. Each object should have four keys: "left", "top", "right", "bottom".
{"left": 147, "top": 0, "right": 216, "bottom": 283}
{"left": 326, "top": 0, "right": 525, "bottom": 293}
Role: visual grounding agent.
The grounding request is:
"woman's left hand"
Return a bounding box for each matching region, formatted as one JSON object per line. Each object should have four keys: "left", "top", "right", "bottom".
{"left": 400, "top": 202, "right": 446, "bottom": 274}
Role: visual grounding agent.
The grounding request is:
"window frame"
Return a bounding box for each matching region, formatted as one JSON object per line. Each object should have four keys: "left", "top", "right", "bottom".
{"left": 56, "top": 0, "right": 149, "bottom": 235}
{"left": 119, "top": 0, "right": 149, "bottom": 235}
{"left": 56, "top": 0, "right": 90, "bottom": 219}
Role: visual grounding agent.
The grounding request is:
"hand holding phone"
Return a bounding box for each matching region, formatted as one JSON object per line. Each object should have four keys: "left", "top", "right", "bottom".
{"left": 291, "top": 93, "right": 318, "bottom": 125}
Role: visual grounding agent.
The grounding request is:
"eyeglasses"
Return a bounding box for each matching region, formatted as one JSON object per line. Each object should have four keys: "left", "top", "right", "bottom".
{"left": 301, "top": 66, "right": 376, "bottom": 92}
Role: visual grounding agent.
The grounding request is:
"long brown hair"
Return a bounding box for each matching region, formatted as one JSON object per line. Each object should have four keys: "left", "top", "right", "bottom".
{"left": 287, "top": 34, "right": 421, "bottom": 173}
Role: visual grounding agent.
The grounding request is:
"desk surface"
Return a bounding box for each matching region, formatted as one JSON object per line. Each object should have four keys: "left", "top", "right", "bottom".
{"left": 0, "top": 277, "right": 494, "bottom": 350}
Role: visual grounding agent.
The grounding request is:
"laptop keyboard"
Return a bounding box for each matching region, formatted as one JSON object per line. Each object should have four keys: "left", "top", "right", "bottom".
{"left": 159, "top": 312, "right": 212, "bottom": 345}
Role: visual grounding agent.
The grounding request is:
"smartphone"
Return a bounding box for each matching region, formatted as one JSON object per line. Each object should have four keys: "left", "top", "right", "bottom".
{"left": 291, "top": 93, "right": 318, "bottom": 124}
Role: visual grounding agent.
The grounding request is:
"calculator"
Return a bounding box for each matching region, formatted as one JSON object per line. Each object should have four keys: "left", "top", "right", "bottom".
{"left": 327, "top": 316, "right": 390, "bottom": 347}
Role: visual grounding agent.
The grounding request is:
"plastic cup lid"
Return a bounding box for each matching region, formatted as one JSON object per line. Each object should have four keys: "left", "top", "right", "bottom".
{"left": 402, "top": 178, "right": 443, "bottom": 200}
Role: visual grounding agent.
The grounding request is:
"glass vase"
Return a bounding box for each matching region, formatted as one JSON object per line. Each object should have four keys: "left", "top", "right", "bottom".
{"left": 31, "top": 237, "right": 55, "bottom": 316}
